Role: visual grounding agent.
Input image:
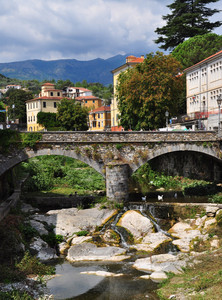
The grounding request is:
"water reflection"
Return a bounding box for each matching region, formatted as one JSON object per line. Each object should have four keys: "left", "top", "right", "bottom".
{"left": 47, "top": 261, "right": 159, "bottom": 300}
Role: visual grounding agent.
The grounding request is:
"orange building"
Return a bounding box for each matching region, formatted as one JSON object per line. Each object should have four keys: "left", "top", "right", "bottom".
{"left": 75, "top": 95, "right": 103, "bottom": 110}
{"left": 89, "top": 106, "right": 111, "bottom": 131}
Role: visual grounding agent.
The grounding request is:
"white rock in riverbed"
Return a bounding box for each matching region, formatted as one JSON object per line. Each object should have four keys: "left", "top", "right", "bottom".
{"left": 150, "top": 271, "right": 168, "bottom": 282}
{"left": 80, "top": 271, "right": 124, "bottom": 277}
{"left": 29, "top": 237, "right": 58, "bottom": 261}
{"left": 33, "top": 207, "right": 117, "bottom": 237}
{"left": 67, "top": 243, "right": 130, "bottom": 262}
{"left": 133, "top": 253, "right": 187, "bottom": 275}
{"left": 131, "top": 232, "right": 172, "bottom": 252}
{"left": 117, "top": 210, "right": 154, "bottom": 241}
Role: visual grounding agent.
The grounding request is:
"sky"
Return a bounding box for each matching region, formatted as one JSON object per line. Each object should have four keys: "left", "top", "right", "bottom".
{"left": 0, "top": 0, "right": 222, "bottom": 63}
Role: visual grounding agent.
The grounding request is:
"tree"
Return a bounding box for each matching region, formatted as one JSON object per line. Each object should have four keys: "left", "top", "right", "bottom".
{"left": 57, "top": 98, "right": 88, "bottom": 131}
{"left": 172, "top": 33, "right": 222, "bottom": 69}
{"left": 6, "top": 89, "right": 33, "bottom": 123}
{"left": 116, "top": 52, "right": 184, "bottom": 130}
{"left": 37, "top": 112, "right": 60, "bottom": 130}
{"left": 155, "top": 0, "right": 222, "bottom": 51}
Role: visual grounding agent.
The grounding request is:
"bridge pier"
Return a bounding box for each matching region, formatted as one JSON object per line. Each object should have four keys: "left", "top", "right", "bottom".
{"left": 106, "top": 162, "right": 129, "bottom": 203}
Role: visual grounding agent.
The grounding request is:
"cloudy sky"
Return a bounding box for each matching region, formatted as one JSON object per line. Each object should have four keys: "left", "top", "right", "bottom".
{"left": 0, "top": 0, "right": 221, "bottom": 63}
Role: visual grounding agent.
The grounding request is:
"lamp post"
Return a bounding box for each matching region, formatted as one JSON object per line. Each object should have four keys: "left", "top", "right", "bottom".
{"left": 217, "top": 94, "right": 222, "bottom": 134}
{"left": 165, "top": 110, "right": 169, "bottom": 131}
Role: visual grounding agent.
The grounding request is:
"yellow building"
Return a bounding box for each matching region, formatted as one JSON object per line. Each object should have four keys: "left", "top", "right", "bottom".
{"left": 88, "top": 106, "right": 111, "bottom": 131}
{"left": 26, "top": 83, "right": 64, "bottom": 131}
{"left": 75, "top": 95, "right": 103, "bottom": 110}
{"left": 110, "top": 55, "right": 144, "bottom": 131}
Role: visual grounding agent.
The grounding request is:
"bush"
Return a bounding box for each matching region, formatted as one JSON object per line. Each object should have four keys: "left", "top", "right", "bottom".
{"left": 209, "top": 194, "right": 222, "bottom": 204}
{"left": 183, "top": 181, "right": 218, "bottom": 196}
{"left": 16, "top": 252, "right": 55, "bottom": 276}
{"left": 21, "top": 132, "right": 42, "bottom": 148}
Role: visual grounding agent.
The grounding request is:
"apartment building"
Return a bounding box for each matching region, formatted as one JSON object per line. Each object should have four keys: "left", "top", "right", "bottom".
{"left": 26, "top": 83, "right": 64, "bottom": 131}
{"left": 88, "top": 106, "right": 111, "bottom": 131}
{"left": 185, "top": 50, "right": 222, "bottom": 130}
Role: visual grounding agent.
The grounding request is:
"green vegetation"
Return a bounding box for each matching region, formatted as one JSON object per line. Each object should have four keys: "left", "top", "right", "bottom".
{"left": 75, "top": 230, "right": 89, "bottom": 236}
{"left": 22, "top": 155, "right": 105, "bottom": 195}
{"left": 37, "top": 112, "right": 60, "bottom": 131}
{"left": 21, "top": 132, "right": 42, "bottom": 148}
{"left": 209, "top": 193, "right": 222, "bottom": 204}
{"left": 0, "top": 213, "right": 55, "bottom": 288}
{"left": 57, "top": 98, "right": 88, "bottom": 131}
{"left": 131, "top": 162, "right": 218, "bottom": 195}
{"left": 0, "top": 129, "right": 20, "bottom": 153}
{"left": 155, "top": 0, "right": 221, "bottom": 51}
{"left": 157, "top": 248, "right": 222, "bottom": 299}
{"left": 16, "top": 251, "right": 55, "bottom": 277}
{"left": 5, "top": 89, "right": 33, "bottom": 123}
{"left": 172, "top": 33, "right": 222, "bottom": 69}
{"left": 117, "top": 52, "right": 184, "bottom": 130}
{"left": 0, "top": 130, "right": 42, "bottom": 153}
{"left": 0, "top": 290, "right": 34, "bottom": 300}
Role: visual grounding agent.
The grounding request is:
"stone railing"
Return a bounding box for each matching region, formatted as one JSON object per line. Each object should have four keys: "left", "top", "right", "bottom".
{"left": 40, "top": 131, "right": 218, "bottom": 143}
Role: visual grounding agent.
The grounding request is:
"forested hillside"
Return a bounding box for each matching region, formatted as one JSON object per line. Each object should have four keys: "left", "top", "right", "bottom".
{"left": 0, "top": 54, "right": 127, "bottom": 85}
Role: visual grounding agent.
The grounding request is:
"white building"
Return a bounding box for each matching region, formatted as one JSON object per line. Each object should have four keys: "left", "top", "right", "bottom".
{"left": 185, "top": 50, "right": 222, "bottom": 130}
{"left": 5, "top": 84, "right": 21, "bottom": 91}
{"left": 63, "top": 87, "right": 92, "bottom": 99}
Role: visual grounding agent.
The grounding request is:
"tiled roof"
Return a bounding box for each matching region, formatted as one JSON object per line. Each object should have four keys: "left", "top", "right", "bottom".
{"left": 41, "top": 83, "right": 55, "bottom": 86}
{"left": 26, "top": 96, "right": 65, "bottom": 102}
{"left": 89, "top": 106, "right": 110, "bottom": 113}
{"left": 73, "top": 87, "right": 92, "bottom": 92}
{"left": 184, "top": 50, "right": 222, "bottom": 72}
{"left": 75, "top": 95, "right": 100, "bottom": 100}
{"left": 43, "top": 89, "right": 62, "bottom": 92}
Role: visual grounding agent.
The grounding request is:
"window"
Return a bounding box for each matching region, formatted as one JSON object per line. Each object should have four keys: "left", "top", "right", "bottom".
{"left": 31, "top": 116, "right": 32, "bottom": 122}
{"left": 98, "top": 122, "right": 100, "bottom": 127}
{"left": 85, "top": 100, "right": 88, "bottom": 103}
{"left": 98, "top": 113, "right": 100, "bottom": 119}
{"left": 33, "top": 103, "right": 35, "bottom": 109}
{"left": 54, "top": 102, "right": 57, "bottom": 108}
{"left": 43, "top": 102, "right": 46, "bottom": 108}
{"left": 36, "top": 102, "right": 38, "bottom": 108}
{"left": 57, "top": 92, "right": 60, "bottom": 96}
{"left": 34, "top": 116, "right": 35, "bottom": 121}
{"left": 93, "top": 100, "right": 95, "bottom": 103}
{"left": 50, "top": 92, "right": 53, "bottom": 96}
{"left": 93, "top": 121, "right": 96, "bottom": 127}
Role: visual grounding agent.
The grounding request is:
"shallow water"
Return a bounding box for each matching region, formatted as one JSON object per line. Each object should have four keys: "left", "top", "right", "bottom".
{"left": 47, "top": 260, "right": 159, "bottom": 300}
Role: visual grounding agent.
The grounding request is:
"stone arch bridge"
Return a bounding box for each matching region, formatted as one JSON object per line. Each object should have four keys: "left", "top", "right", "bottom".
{"left": 1, "top": 131, "right": 222, "bottom": 202}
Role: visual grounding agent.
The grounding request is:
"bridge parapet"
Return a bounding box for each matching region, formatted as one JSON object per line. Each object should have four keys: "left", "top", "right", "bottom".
{"left": 40, "top": 131, "right": 218, "bottom": 143}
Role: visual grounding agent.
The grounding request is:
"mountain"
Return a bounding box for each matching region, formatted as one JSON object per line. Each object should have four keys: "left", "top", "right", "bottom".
{"left": 0, "top": 55, "right": 128, "bottom": 85}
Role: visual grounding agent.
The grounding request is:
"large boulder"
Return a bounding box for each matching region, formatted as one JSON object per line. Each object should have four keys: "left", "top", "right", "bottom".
{"left": 29, "top": 220, "right": 49, "bottom": 236}
{"left": 133, "top": 253, "right": 188, "bottom": 275}
{"left": 67, "top": 243, "right": 130, "bottom": 262}
{"left": 131, "top": 232, "right": 172, "bottom": 252}
{"left": 117, "top": 210, "right": 154, "bottom": 241}
{"left": 29, "top": 237, "right": 58, "bottom": 261}
{"left": 32, "top": 207, "right": 117, "bottom": 237}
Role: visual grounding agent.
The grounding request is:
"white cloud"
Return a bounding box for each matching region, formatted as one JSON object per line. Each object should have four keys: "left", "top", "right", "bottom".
{"left": 0, "top": 0, "right": 221, "bottom": 63}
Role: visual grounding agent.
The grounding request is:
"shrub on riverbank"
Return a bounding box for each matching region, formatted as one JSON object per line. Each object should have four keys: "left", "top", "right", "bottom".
{"left": 21, "top": 155, "right": 105, "bottom": 195}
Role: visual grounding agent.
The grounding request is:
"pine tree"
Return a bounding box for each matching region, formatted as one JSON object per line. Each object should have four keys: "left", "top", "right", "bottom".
{"left": 155, "top": 0, "right": 222, "bottom": 51}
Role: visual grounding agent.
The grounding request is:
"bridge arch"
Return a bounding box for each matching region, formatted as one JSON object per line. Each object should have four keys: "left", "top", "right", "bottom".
{"left": 131, "top": 143, "right": 222, "bottom": 181}
{"left": 0, "top": 148, "right": 105, "bottom": 178}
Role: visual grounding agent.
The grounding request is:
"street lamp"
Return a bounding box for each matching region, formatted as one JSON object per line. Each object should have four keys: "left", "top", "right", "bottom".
{"left": 217, "top": 94, "right": 222, "bottom": 134}
{"left": 165, "top": 110, "right": 169, "bottom": 131}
